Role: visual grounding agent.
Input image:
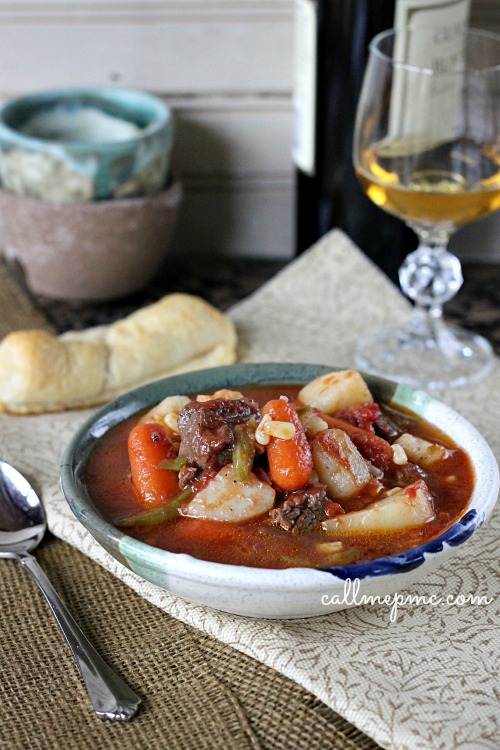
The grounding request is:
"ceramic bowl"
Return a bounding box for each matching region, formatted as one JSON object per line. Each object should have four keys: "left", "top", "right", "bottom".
{"left": 60, "top": 363, "right": 499, "bottom": 619}
{"left": 0, "top": 87, "right": 173, "bottom": 202}
{"left": 0, "top": 180, "right": 182, "bottom": 301}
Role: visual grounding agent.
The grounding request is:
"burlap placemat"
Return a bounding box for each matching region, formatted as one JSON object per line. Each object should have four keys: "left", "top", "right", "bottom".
{"left": 1, "top": 230, "right": 498, "bottom": 750}
{"left": 0, "top": 535, "right": 379, "bottom": 750}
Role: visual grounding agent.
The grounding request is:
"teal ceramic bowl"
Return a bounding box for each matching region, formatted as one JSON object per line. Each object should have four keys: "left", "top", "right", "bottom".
{"left": 0, "top": 87, "right": 173, "bottom": 202}
{"left": 60, "top": 363, "right": 499, "bottom": 619}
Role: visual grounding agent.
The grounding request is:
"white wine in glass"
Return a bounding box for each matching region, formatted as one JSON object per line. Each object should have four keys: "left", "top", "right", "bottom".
{"left": 353, "top": 26, "right": 500, "bottom": 389}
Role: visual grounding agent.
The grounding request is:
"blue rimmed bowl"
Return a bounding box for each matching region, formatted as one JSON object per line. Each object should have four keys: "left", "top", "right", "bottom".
{"left": 0, "top": 87, "right": 173, "bottom": 202}
{"left": 60, "top": 363, "right": 499, "bottom": 619}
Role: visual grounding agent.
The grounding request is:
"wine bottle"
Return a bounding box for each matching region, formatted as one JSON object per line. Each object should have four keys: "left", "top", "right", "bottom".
{"left": 293, "top": 0, "right": 470, "bottom": 281}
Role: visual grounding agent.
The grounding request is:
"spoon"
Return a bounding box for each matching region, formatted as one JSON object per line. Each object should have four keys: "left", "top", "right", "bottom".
{"left": 0, "top": 458, "right": 141, "bottom": 721}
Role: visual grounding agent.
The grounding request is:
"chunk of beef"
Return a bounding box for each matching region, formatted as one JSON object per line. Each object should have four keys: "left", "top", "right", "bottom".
{"left": 178, "top": 463, "right": 217, "bottom": 494}
{"left": 373, "top": 414, "right": 402, "bottom": 441}
{"left": 374, "top": 408, "right": 414, "bottom": 441}
{"left": 178, "top": 464, "right": 198, "bottom": 490}
{"left": 271, "top": 483, "right": 329, "bottom": 535}
{"left": 177, "top": 397, "right": 260, "bottom": 470}
{"left": 387, "top": 461, "right": 426, "bottom": 489}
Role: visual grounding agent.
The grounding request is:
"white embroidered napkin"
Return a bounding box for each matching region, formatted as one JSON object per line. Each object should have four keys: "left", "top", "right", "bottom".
{"left": 1, "top": 230, "right": 498, "bottom": 750}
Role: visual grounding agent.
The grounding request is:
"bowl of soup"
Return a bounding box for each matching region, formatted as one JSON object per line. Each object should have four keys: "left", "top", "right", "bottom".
{"left": 60, "top": 363, "right": 499, "bottom": 618}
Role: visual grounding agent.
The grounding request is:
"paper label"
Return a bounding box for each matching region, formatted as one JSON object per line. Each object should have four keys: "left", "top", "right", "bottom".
{"left": 390, "top": 0, "right": 471, "bottom": 149}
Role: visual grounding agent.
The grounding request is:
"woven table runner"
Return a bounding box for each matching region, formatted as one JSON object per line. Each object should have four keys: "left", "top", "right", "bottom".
{"left": 0, "top": 231, "right": 498, "bottom": 750}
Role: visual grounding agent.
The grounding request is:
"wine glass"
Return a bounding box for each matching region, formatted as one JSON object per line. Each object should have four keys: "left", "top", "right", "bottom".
{"left": 353, "top": 26, "right": 500, "bottom": 389}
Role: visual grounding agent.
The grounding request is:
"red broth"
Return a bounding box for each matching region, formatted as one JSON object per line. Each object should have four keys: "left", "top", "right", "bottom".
{"left": 85, "top": 385, "right": 474, "bottom": 569}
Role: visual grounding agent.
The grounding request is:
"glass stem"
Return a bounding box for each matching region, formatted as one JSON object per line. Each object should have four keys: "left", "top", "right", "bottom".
{"left": 355, "top": 230, "right": 493, "bottom": 389}
{"left": 398, "top": 235, "right": 463, "bottom": 343}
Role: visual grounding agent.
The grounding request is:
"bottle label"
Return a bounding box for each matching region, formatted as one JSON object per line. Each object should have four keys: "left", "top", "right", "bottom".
{"left": 394, "top": 0, "right": 469, "bottom": 32}
{"left": 390, "top": 0, "right": 471, "bottom": 148}
{"left": 292, "top": 0, "right": 471, "bottom": 171}
{"left": 292, "top": 0, "right": 317, "bottom": 175}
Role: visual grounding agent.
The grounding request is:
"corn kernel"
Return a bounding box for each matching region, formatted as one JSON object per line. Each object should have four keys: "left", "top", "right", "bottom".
{"left": 267, "top": 420, "right": 296, "bottom": 440}
{"left": 164, "top": 412, "right": 180, "bottom": 432}
{"left": 255, "top": 414, "right": 272, "bottom": 445}
{"left": 255, "top": 414, "right": 296, "bottom": 445}
{"left": 392, "top": 444, "right": 408, "bottom": 466}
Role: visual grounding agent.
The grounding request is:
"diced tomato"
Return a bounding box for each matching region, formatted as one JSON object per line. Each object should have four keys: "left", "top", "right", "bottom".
{"left": 333, "top": 402, "right": 382, "bottom": 433}
{"left": 321, "top": 414, "right": 393, "bottom": 470}
{"left": 323, "top": 500, "right": 345, "bottom": 518}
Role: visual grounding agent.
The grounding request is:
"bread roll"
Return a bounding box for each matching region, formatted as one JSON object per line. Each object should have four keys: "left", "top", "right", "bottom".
{"left": 0, "top": 293, "right": 237, "bottom": 414}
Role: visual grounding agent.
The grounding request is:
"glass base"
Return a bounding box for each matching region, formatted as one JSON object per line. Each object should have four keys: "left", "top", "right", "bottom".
{"left": 355, "top": 319, "right": 494, "bottom": 390}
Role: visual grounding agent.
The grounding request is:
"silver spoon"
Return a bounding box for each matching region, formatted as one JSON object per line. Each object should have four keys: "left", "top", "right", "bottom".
{"left": 0, "top": 458, "right": 141, "bottom": 721}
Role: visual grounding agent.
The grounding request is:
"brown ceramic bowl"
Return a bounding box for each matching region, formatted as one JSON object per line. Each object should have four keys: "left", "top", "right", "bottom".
{"left": 0, "top": 179, "right": 181, "bottom": 301}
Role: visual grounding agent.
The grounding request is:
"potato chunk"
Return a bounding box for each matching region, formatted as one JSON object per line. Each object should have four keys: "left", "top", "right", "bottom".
{"left": 322, "top": 480, "right": 434, "bottom": 535}
{"left": 183, "top": 465, "right": 275, "bottom": 522}
{"left": 312, "top": 428, "right": 371, "bottom": 501}
{"left": 298, "top": 369, "right": 373, "bottom": 414}
{"left": 393, "top": 433, "right": 447, "bottom": 468}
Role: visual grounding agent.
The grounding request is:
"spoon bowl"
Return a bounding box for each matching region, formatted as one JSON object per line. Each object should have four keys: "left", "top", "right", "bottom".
{"left": 0, "top": 458, "right": 141, "bottom": 720}
{"left": 0, "top": 460, "right": 45, "bottom": 556}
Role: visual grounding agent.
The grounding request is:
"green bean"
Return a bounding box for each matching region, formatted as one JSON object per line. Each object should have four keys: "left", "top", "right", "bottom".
{"left": 232, "top": 425, "right": 255, "bottom": 482}
{"left": 117, "top": 488, "right": 194, "bottom": 528}
{"left": 157, "top": 455, "right": 188, "bottom": 472}
{"left": 295, "top": 404, "right": 311, "bottom": 415}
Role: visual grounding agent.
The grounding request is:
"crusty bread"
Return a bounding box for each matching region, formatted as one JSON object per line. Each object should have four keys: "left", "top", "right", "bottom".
{"left": 0, "top": 293, "right": 237, "bottom": 414}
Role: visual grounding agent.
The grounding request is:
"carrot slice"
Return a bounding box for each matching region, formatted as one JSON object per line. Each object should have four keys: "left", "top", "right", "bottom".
{"left": 261, "top": 398, "right": 313, "bottom": 492}
{"left": 127, "top": 422, "right": 180, "bottom": 507}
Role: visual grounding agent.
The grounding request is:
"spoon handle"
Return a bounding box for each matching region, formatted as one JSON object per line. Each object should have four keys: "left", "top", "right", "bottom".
{"left": 19, "top": 553, "right": 141, "bottom": 721}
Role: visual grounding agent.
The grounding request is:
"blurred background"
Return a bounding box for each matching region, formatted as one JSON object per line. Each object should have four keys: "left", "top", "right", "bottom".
{"left": 0, "top": 0, "right": 498, "bottom": 264}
